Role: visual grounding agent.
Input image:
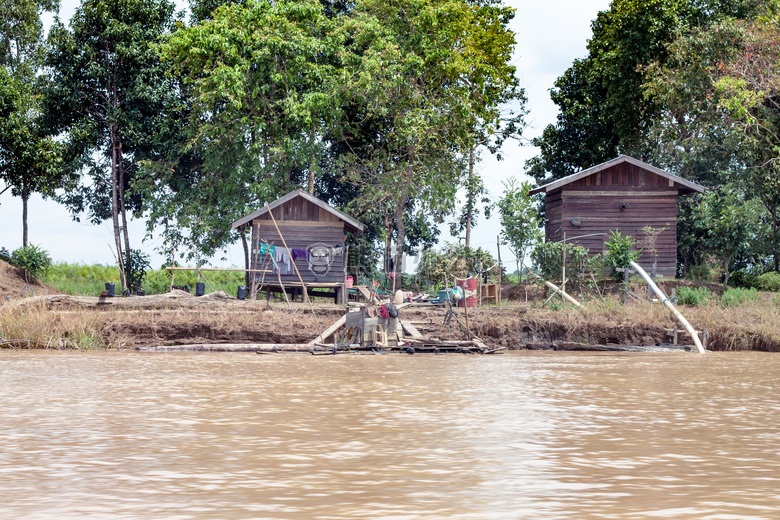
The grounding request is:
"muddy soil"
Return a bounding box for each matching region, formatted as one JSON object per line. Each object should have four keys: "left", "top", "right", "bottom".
{"left": 0, "top": 259, "right": 61, "bottom": 301}
{"left": 100, "top": 304, "right": 679, "bottom": 351}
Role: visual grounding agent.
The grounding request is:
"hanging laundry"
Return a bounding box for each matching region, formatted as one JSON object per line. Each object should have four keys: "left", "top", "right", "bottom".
{"left": 274, "top": 247, "right": 291, "bottom": 275}
{"left": 258, "top": 243, "right": 275, "bottom": 256}
{"left": 291, "top": 248, "right": 308, "bottom": 262}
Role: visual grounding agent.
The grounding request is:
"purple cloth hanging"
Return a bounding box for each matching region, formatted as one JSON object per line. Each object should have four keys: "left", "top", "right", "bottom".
{"left": 291, "top": 248, "right": 308, "bottom": 262}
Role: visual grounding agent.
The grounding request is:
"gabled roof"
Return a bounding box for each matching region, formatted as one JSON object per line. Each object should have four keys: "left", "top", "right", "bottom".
{"left": 528, "top": 155, "right": 705, "bottom": 195}
{"left": 231, "top": 189, "right": 365, "bottom": 233}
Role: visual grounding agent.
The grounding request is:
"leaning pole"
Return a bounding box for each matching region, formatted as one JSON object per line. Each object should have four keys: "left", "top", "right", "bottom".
{"left": 629, "top": 261, "right": 706, "bottom": 354}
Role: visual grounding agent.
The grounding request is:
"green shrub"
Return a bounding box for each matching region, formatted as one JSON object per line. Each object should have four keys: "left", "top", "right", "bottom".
{"left": 124, "top": 249, "right": 151, "bottom": 291}
{"left": 686, "top": 264, "right": 718, "bottom": 283}
{"left": 720, "top": 287, "right": 760, "bottom": 307}
{"left": 676, "top": 286, "right": 712, "bottom": 306}
{"left": 416, "top": 243, "right": 499, "bottom": 291}
{"left": 756, "top": 272, "right": 780, "bottom": 292}
{"left": 0, "top": 247, "right": 11, "bottom": 263}
{"left": 10, "top": 244, "right": 52, "bottom": 282}
{"left": 531, "top": 241, "right": 592, "bottom": 282}
{"left": 603, "top": 230, "right": 641, "bottom": 280}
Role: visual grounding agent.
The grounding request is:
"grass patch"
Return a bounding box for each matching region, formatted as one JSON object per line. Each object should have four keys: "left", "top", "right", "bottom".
{"left": 720, "top": 287, "right": 760, "bottom": 308}
{"left": 0, "top": 304, "right": 111, "bottom": 350}
{"left": 676, "top": 286, "right": 713, "bottom": 307}
{"left": 42, "top": 262, "right": 246, "bottom": 296}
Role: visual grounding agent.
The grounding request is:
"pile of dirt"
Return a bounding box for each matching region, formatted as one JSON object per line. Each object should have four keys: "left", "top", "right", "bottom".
{"left": 0, "top": 259, "right": 62, "bottom": 302}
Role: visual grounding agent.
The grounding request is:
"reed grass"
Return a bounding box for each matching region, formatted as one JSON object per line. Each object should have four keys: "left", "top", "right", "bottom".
{"left": 0, "top": 304, "right": 112, "bottom": 350}
{"left": 529, "top": 290, "right": 780, "bottom": 351}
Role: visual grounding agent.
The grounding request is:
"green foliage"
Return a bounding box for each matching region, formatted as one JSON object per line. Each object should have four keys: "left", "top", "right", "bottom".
{"left": 603, "top": 230, "right": 641, "bottom": 280}
{"left": 41, "top": 262, "right": 245, "bottom": 296}
{"left": 756, "top": 272, "right": 780, "bottom": 292}
{"left": 676, "top": 285, "right": 713, "bottom": 306}
{"left": 42, "top": 263, "right": 121, "bottom": 295}
{"left": 416, "top": 243, "right": 498, "bottom": 291}
{"left": 124, "top": 249, "right": 151, "bottom": 291}
{"left": 531, "top": 241, "right": 595, "bottom": 283}
{"left": 9, "top": 244, "right": 52, "bottom": 281}
{"left": 497, "top": 178, "right": 543, "bottom": 281}
{"left": 0, "top": 247, "right": 10, "bottom": 263}
{"left": 686, "top": 264, "right": 719, "bottom": 283}
{"left": 720, "top": 287, "right": 759, "bottom": 307}
{"left": 526, "top": 0, "right": 766, "bottom": 187}
{"left": 44, "top": 0, "right": 178, "bottom": 287}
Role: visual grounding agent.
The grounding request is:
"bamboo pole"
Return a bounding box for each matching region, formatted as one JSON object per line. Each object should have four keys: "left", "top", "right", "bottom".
{"left": 265, "top": 203, "right": 315, "bottom": 315}
{"left": 629, "top": 261, "right": 705, "bottom": 354}
{"left": 531, "top": 272, "right": 584, "bottom": 309}
{"left": 561, "top": 231, "right": 567, "bottom": 299}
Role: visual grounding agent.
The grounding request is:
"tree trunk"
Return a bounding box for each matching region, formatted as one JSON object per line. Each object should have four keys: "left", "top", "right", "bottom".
{"left": 384, "top": 214, "right": 392, "bottom": 274}
{"left": 773, "top": 206, "right": 779, "bottom": 272}
{"left": 393, "top": 193, "right": 407, "bottom": 293}
{"left": 110, "top": 123, "right": 127, "bottom": 290}
{"left": 117, "top": 137, "right": 131, "bottom": 257}
{"left": 21, "top": 182, "right": 28, "bottom": 247}
{"left": 307, "top": 126, "right": 316, "bottom": 195}
{"left": 465, "top": 146, "right": 475, "bottom": 247}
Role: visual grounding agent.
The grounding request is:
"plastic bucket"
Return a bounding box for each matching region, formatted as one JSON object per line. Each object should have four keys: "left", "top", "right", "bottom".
{"left": 346, "top": 276, "right": 354, "bottom": 288}
{"left": 457, "top": 278, "right": 478, "bottom": 308}
{"left": 237, "top": 285, "right": 246, "bottom": 300}
{"left": 105, "top": 283, "right": 115, "bottom": 297}
{"left": 195, "top": 282, "right": 205, "bottom": 296}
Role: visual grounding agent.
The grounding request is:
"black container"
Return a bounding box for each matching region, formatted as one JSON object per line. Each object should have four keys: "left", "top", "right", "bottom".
{"left": 237, "top": 285, "right": 246, "bottom": 300}
{"left": 195, "top": 282, "right": 205, "bottom": 296}
{"left": 105, "top": 282, "right": 115, "bottom": 297}
{"left": 136, "top": 290, "right": 146, "bottom": 296}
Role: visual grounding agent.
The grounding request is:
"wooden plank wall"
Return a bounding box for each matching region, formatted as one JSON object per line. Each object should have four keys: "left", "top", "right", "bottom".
{"left": 544, "top": 162, "right": 682, "bottom": 277}
{"left": 545, "top": 191, "right": 564, "bottom": 244}
{"left": 251, "top": 221, "right": 346, "bottom": 285}
{"left": 256, "top": 198, "right": 341, "bottom": 224}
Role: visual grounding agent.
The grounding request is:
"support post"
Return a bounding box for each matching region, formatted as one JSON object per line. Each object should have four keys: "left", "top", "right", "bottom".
{"left": 496, "top": 235, "right": 502, "bottom": 306}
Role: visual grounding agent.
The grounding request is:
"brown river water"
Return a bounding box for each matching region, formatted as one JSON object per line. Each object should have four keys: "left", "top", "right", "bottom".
{"left": 1, "top": 350, "right": 780, "bottom": 519}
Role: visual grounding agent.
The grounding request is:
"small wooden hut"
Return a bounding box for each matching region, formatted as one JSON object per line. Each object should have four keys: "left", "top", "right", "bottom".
{"left": 231, "top": 189, "right": 365, "bottom": 302}
{"left": 529, "top": 155, "right": 705, "bottom": 277}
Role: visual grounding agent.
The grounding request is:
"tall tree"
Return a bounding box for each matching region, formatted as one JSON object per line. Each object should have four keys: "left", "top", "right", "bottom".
{"left": 339, "top": 0, "right": 523, "bottom": 286}
{"left": 44, "top": 0, "right": 177, "bottom": 289}
{"left": 497, "top": 178, "right": 542, "bottom": 280}
{"left": 644, "top": 12, "right": 780, "bottom": 272}
{"left": 145, "top": 0, "right": 344, "bottom": 270}
{"left": 0, "top": 0, "right": 63, "bottom": 246}
{"left": 0, "top": 69, "right": 64, "bottom": 245}
{"left": 527, "top": 0, "right": 761, "bottom": 187}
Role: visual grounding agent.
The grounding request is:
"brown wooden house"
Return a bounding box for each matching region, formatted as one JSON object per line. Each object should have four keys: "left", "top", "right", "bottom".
{"left": 231, "top": 189, "right": 365, "bottom": 302}
{"left": 529, "top": 156, "right": 705, "bottom": 277}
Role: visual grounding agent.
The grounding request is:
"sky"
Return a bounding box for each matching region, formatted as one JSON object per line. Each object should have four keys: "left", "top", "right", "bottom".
{"left": 0, "top": 0, "right": 612, "bottom": 269}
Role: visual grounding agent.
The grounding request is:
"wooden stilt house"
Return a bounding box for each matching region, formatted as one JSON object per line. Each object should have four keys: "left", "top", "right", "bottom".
{"left": 231, "top": 189, "right": 365, "bottom": 303}
{"left": 529, "top": 156, "right": 705, "bottom": 277}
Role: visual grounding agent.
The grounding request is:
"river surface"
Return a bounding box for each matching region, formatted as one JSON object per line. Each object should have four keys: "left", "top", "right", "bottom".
{"left": 1, "top": 350, "right": 780, "bottom": 519}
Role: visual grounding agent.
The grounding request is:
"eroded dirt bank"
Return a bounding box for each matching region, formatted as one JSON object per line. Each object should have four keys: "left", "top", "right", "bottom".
{"left": 3, "top": 278, "right": 779, "bottom": 351}
{"left": 95, "top": 302, "right": 780, "bottom": 352}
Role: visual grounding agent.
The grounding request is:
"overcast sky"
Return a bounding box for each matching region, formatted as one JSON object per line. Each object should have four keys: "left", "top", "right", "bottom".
{"left": 0, "top": 0, "right": 612, "bottom": 268}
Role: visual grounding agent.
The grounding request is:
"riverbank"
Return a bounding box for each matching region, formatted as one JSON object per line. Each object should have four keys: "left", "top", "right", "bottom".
{"left": 2, "top": 289, "right": 779, "bottom": 351}
{"left": 2, "top": 257, "right": 779, "bottom": 351}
